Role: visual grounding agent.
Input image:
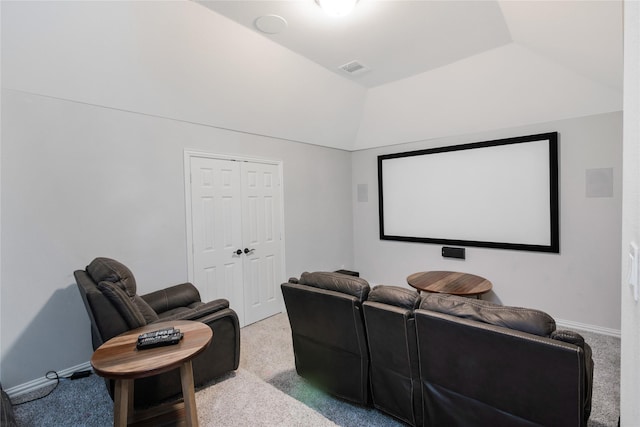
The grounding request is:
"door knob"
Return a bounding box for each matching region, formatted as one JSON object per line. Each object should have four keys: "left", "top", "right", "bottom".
{"left": 235, "top": 249, "right": 242, "bottom": 256}
{"left": 244, "top": 248, "right": 255, "bottom": 255}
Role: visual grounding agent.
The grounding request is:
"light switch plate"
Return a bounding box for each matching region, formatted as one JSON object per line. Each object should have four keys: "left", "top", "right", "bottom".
{"left": 629, "top": 242, "right": 638, "bottom": 301}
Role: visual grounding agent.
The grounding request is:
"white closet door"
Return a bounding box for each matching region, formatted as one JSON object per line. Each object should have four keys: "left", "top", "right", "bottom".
{"left": 240, "top": 162, "right": 283, "bottom": 325}
{"left": 188, "top": 154, "right": 284, "bottom": 326}
{"left": 190, "top": 156, "right": 245, "bottom": 319}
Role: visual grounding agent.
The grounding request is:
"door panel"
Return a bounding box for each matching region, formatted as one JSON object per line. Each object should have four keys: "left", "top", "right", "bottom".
{"left": 190, "top": 157, "right": 244, "bottom": 318}
{"left": 241, "top": 162, "right": 283, "bottom": 325}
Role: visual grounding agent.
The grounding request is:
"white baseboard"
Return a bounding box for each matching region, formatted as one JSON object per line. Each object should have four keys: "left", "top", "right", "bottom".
{"left": 5, "top": 361, "right": 92, "bottom": 399}
{"left": 556, "top": 318, "right": 621, "bottom": 338}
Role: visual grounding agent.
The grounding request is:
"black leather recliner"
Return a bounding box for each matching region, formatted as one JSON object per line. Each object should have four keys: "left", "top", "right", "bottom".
{"left": 363, "top": 285, "right": 422, "bottom": 426}
{"left": 281, "top": 272, "right": 593, "bottom": 426}
{"left": 74, "top": 257, "right": 240, "bottom": 408}
{"left": 415, "top": 293, "right": 593, "bottom": 427}
{"left": 281, "top": 271, "right": 371, "bottom": 405}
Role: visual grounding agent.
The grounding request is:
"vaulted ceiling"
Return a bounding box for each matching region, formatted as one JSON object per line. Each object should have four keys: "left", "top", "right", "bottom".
{"left": 198, "top": 0, "right": 622, "bottom": 91}
{"left": 2, "top": 1, "right": 623, "bottom": 151}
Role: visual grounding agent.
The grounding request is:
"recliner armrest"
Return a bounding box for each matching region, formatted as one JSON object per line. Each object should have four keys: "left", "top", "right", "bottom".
{"left": 551, "top": 329, "right": 585, "bottom": 347}
{"left": 156, "top": 299, "right": 231, "bottom": 322}
{"left": 142, "top": 282, "right": 202, "bottom": 314}
{"left": 551, "top": 329, "right": 594, "bottom": 423}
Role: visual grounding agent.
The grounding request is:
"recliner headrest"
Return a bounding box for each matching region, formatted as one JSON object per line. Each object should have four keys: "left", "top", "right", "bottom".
{"left": 298, "top": 271, "right": 370, "bottom": 302}
{"left": 368, "top": 285, "right": 420, "bottom": 310}
{"left": 420, "top": 293, "right": 556, "bottom": 337}
{"left": 87, "top": 257, "right": 137, "bottom": 297}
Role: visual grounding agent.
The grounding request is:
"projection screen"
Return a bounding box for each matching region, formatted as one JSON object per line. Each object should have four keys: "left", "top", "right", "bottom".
{"left": 378, "top": 132, "right": 559, "bottom": 253}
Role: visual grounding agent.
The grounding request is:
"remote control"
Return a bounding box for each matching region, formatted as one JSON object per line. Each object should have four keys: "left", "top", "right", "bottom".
{"left": 136, "top": 331, "right": 184, "bottom": 350}
{"left": 137, "top": 327, "right": 178, "bottom": 341}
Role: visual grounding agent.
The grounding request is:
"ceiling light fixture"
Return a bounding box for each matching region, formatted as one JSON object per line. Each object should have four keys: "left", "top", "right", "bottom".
{"left": 315, "top": 0, "right": 359, "bottom": 17}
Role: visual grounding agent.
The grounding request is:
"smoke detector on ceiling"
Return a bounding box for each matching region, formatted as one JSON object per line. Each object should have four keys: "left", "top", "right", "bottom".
{"left": 339, "top": 60, "right": 369, "bottom": 75}
{"left": 254, "top": 15, "right": 288, "bottom": 34}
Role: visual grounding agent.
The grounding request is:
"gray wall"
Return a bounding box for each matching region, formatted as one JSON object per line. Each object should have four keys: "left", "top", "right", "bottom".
{"left": 0, "top": 89, "right": 355, "bottom": 388}
{"left": 0, "top": 0, "right": 362, "bottom": 389}
{"left": 0, "top": 0, "right": 628, "bottom": 396}
{"left": 352, "top": 111, "right": 622, "bottom": 332}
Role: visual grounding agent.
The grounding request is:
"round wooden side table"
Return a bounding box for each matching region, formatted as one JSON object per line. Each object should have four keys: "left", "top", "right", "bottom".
{"left": 407, "top": 271, "right": 492, "bottom": 298}
{"left": 91, "top": 320, "right": 212, "bottom": 427}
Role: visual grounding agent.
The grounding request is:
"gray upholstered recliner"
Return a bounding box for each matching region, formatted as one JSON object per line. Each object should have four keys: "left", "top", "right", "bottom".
{"left": 75, "top": 257, "right": 240, "bottom": 408}
{"left": 363, "top": 285, "right": 422, "bottom": 426}
{"left": 281, "top": 271, "right": 371, "bottom": 405}
{"left": 415, "top": 293, "right": 593, "bottom": 427}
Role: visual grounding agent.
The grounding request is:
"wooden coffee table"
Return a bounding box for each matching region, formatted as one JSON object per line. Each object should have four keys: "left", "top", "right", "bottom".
{"left": 91, "top": 320, "right": 212, "bottom": 427}
{"left": 407, "top": 271, "right": 492, "bottom": 298}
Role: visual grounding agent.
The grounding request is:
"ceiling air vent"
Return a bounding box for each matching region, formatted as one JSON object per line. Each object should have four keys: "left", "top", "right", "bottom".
{"left": 339, "top": 60, "right": 369, "bottom": 75}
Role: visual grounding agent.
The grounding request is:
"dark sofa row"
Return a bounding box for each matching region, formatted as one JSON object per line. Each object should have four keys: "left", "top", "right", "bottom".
{"left": 281, "top": 271, "right": 593, "bottom": 427}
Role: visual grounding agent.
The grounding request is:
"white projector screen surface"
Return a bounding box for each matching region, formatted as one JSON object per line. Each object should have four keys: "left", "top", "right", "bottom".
{"left": 378, "top": 133, "right": 559, "bottom": 253}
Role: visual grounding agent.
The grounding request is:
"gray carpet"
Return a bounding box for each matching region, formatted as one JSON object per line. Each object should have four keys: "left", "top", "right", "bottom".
{"left": 10, "top": 313, "right": 620, "bottom": 426}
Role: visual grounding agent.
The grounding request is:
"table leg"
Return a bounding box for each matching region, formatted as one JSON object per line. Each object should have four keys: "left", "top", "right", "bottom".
{"left": 127, "top": 380, "right": 134, "bottom": 423}
{"left": 113, "top": 378, "right": 133, "bottom": 427}
{"left": 180, "top": 360, "right": 198, "bottom": 427}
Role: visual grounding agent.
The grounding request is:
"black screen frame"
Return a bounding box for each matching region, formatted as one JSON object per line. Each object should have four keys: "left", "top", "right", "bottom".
{"left": 377, "top": 132, "right": 559, "bottom": 253}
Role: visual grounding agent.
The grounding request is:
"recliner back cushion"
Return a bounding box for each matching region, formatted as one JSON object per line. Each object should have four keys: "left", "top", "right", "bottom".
{"left": 420, "top": 293, "right": 556, "bottom": 337}
{"left": 98, "top": 281, "right": 147, "bottom": 329}
{"left": 298, "top": 271, "right": 370, "bottom": 302}
{"left": 281, "top": 281, "right": 370, "bottom": 405}
{"left": 363, "top": 285, "right": 422, "bottom": 426}
{"left": 132, "top": 296, "right": 159, "bottom": 324}
{"left": 89, "top": 257, "right": 159, "bottom": 328}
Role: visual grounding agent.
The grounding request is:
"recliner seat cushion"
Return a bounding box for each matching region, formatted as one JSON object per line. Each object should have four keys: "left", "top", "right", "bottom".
{"left": 420, "top": 293, "right": 556, "bottom": 337}
{"left": 297, "top": 271, "right": 370, "bottom": 301}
